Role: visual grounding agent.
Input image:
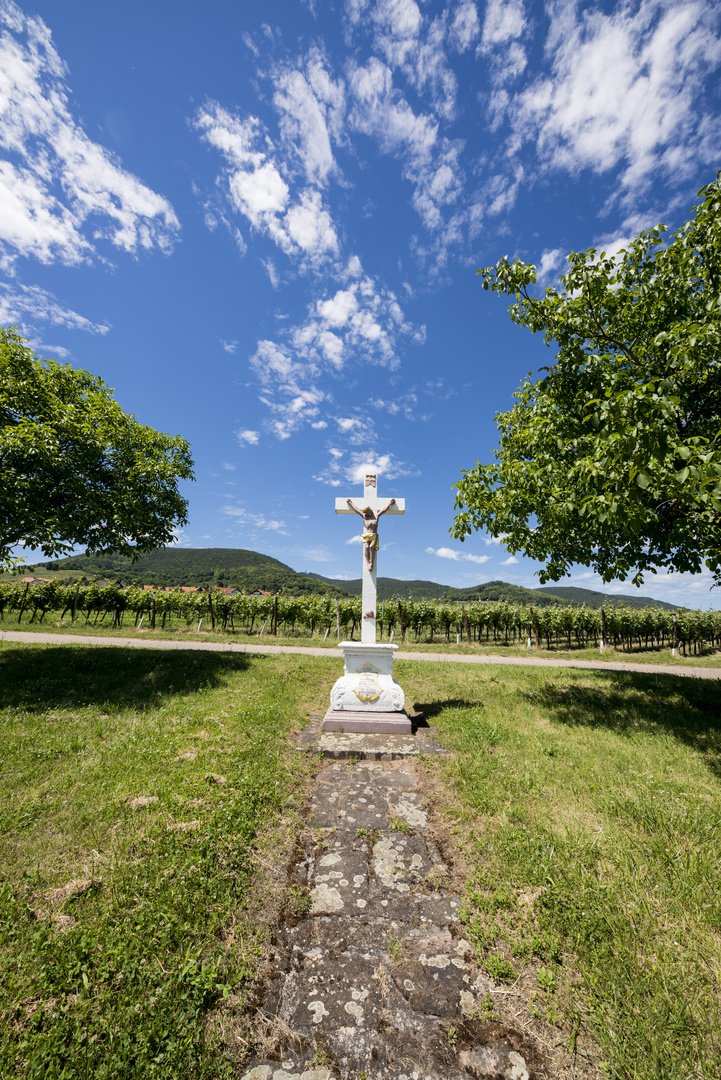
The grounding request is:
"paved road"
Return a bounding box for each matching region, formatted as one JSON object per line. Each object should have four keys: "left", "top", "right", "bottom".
{"left": 2, "top": 629, "right": 720, "bottom": 679}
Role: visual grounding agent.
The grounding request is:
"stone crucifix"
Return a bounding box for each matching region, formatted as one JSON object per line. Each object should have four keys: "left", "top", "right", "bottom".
{"left": 335, "top": 473, "right": 405, "bottom": 644}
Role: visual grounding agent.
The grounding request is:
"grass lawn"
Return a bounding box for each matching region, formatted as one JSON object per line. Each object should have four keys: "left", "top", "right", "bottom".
{"left": 397, "top": 660, "right": 721, "bottom": 1080}
{"left": 2, "top": 615, "right": 720, "bottom": 669}
{"left": 0, "top": 642, "right": 335, "bottom": 1079}
{"left": 1, "top": 644, "right": 719, "bottom": 1079}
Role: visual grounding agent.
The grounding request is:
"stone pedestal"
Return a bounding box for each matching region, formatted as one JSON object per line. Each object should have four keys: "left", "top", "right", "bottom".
{"left": 322, "top": 642, "right": 411, "bottom": 734}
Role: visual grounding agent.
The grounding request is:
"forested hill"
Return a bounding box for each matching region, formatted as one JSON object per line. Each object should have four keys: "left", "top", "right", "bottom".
{"left": 305, "top": 574, "right": 565, "bottom": 605}
{"left": 531, "top": 585, "right": 677, "bottom": 611}
{"left": 45, "top": 548, "right": 345, "bottom": 596}
{"left": 38, "top": 549, "right": 677, "bottom": 609}
{"left": 305, "top": 576, "right": 676, "bottom": 609}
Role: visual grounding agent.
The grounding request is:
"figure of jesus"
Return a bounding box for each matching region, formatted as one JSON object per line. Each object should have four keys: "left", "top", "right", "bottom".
{"left": 346, "top": 498, "right": 397, "bottom": 572}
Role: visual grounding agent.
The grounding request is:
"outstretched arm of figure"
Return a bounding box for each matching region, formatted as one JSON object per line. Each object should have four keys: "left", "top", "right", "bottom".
{"left": 346, "top": 498, "right": 366, "bottom": 518}
{"left": 376, "top": 498, "right": 397, "bottom": 519}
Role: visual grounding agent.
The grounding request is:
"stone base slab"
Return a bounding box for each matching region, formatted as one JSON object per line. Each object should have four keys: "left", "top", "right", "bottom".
{"left": 322, "top": 708, "right": 412, "bottom": 734}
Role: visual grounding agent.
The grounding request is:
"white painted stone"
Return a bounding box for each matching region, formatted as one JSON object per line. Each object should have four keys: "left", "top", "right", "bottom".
{"left": 329, "top": 642, "right": 404, "bottom": 713}
{"left": 334, "top": 474, "right": 405, "bottom": 646}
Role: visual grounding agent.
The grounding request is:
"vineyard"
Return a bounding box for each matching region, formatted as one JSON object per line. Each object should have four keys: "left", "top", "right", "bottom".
{"left": 2, "top": 580, "right": 720, "bottom": 655}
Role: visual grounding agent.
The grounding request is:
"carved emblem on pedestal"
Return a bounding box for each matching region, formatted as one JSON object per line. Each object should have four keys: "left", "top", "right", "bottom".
{"left": 354, "top": 663, "right": 382, "bottom": 702}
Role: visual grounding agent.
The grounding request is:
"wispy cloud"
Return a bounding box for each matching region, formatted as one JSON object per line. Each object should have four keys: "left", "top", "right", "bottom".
{"left": 0, "top": 1, "right": 178, "bottom": 269}
{"left": 194, "top": 100, "right": 339, "bottom": 272}
{"left": 236, "top": 428, "right": 260, "bottom": 446}
{"left": 243, "top": 261, "right": 422, "bottom": 442}
{"left": 221, "top": 504, "right": 288, "bottom": 533}
{"left": 0, "top": 281, "right": 109, "bottom": 334}
{"left": 292, "top": 544, "right": 335, "bottom": 562}
{"left": 426, "top": 545, "right": 491, "bottom": 564}
{"left": 501, "top": 0, "right": 721, "bottom": 197}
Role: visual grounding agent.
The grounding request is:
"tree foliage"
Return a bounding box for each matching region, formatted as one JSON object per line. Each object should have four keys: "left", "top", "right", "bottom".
{"left": 0, "top": 328, "right": 194, "bottom": 568}
{"left": 452, "top": 174, "right": 721, "bottom": 585}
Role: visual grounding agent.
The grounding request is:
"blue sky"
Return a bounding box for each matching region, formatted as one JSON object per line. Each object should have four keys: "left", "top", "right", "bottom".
{"left": 2, "top": 0, "right": 720, "bottom": 606}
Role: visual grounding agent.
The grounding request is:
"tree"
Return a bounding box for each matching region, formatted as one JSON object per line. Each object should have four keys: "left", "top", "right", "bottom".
{"left": 1, "top": 328, "right": 194, "bottom": 569}
{"left": 451, "top": 174, "right": 721, "bottom": 586}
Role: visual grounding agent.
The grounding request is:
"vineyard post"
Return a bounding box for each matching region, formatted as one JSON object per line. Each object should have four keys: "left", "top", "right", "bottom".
{"left": 273, "top": 594, "right": 278, "bottom": 636}
{"left": 601, "top": 607, "right": 608, "bottom": 653}
{"left": 335, "top": 598, "right": 341, "bottom": 640}
{"left": 151, "top": 593, "right": 156, "bottom": 630}
{"left": 462, "top": 604, "right": 471, "bottom": 645}
{"left": 71, "top": 582, "right": 80, "bottom": 622}
{"left": 17, "top": 582, "right": 30, "bottom": 624}
{"left": 397, "top": 600, "right": 405, "bottom": 642}
{"left": 672, "top": 613, "right": 679, "bottom": 657}
{"left": 208, "top": 589, "right": 215, "bottom": 630}
{"left": 529, "top": 606, "right": 540, "bottom": 648}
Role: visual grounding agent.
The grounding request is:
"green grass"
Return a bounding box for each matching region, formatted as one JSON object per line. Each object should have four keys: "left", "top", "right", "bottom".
{"left": 0, "top": 642, "right": 334, "bottom": 1079}
{"left": 2, "top": 614, "right": 720, "bottom": 668}
{"left": 396, "top": 660, "right": 721, "bottom": 1080}
{"left": 3, "top": 645, "right": 720, "bottom": 1079}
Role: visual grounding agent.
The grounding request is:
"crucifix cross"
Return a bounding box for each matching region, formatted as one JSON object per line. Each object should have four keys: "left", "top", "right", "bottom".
{"left": 335, "top": 473, "right": 405, "bottom": 644}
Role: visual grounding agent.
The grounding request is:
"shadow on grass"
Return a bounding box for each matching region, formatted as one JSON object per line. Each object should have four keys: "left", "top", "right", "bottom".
{"left": 412, "top": 698, "right": 484, "bottom": 724}
{"left": 523, "top": 670, "right": 721, "bottom": 776}
{"left": 0, "top": 645, "right": 250, "bottom": 712}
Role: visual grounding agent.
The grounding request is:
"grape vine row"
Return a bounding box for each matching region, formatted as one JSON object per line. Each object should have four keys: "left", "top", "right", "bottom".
{"left": 2, "top": 581, "right": 719, "bottom": 655}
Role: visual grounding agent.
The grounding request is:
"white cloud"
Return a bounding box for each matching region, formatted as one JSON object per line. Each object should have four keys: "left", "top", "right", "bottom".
{"left": 236, "top": 428, "right": 260, "bottom": 445}
{"left": 243, "top": 269, "right": 423, "bottom": 444}
{"left": 221, "top": 504, "right": 288, "bottom": 532}
{"left": 194, "top": 101, "right": 339, "bottom": 270}
{"left": 336, "top": 416, "right": 362, "bottom": 432}
{"left": 0, "top": 2, "right": 178, "bottom": 267}
{"left": 313, "top": 450, "right": 413, "bottom": 489}
{"left": 0, "top": 281, "right": 109, "bottom": 334}
{"left": 502, "top": 555, "right": 519, "bottom": 565}
{"left": 262, "top": 258, "right": 280, "bottom": 288}
{"left": 317, "top": 286, "right": 358, "bottom": 327}
{"left": 222, "top": 462, "right": 237, "bottom": 470}
{"left": 510, "top": 0, "right": 721, "bottom": 193}
{"left": 449, "top": 2, "right": 480, "bottom": 52}
{"left": 273, "top": 48, "right": 345, "bottom": 185}
{"left": 221, "top": 339, "right": 238, "bottom": 353}
{"left": 294, "top": 544, "right": 335, "bottom": 562}
{"left": 536, "top": 247, "right": 565, "bottom": 284}
{"left": 427, "top": 546, "right": 491, "bottom": 564}
{"left": 482, "top": 0, "right": 526, "bottom": 47}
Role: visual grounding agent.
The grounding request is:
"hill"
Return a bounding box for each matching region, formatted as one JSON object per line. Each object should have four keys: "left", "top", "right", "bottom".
{"left": 306, "top": 575, "right": 566, "bottom": 606}
{"left": 533, "top": 585, "right": 676, "bottom": 611}
{"left": 40, "top": 549, "right": 345, "bottom": 597}
{"left": 33, "top": 549, "right": 677, "bottom": 609}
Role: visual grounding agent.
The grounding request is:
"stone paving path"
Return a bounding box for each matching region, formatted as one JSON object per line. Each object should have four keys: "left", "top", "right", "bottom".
{"left": 2, "top": 629, "right": 719, "bottom": 680}
{"left": 239, "top": 760, "right": 544, "bottom": 1080}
